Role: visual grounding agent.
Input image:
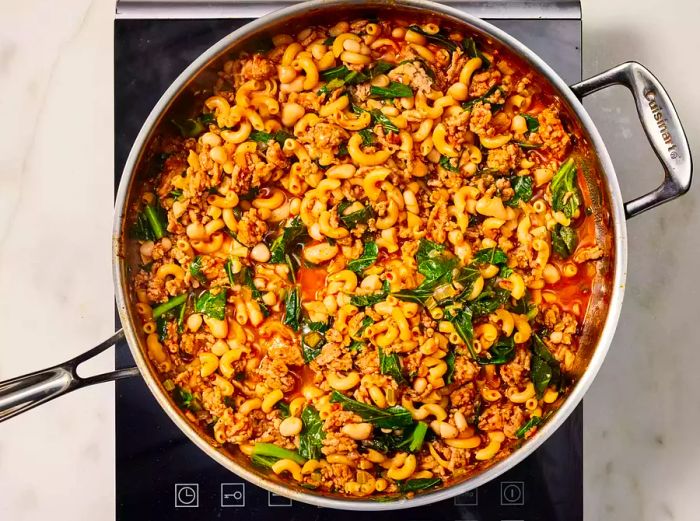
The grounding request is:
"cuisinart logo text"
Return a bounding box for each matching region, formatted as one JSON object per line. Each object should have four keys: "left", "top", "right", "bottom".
{"left": 646, "top": 90, "right": 679, "bottom": 160}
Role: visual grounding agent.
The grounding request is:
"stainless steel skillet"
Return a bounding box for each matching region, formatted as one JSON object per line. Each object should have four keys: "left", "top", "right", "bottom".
{"left": 0, "top": 0, "right": 692, "bottom": 509}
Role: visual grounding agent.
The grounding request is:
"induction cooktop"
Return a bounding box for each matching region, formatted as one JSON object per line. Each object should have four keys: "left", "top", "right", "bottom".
{"left": 114, "top": 3, "right": 583, "bottom": 519}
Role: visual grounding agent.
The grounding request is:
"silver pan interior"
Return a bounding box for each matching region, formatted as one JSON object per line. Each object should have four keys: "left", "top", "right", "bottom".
{"left": 113, "top": 0, "right": 627, "bottom": 510}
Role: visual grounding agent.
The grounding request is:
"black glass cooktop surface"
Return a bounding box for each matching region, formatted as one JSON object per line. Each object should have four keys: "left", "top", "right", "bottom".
{"left": 115, "top": 11, "right": 582, "bottom": 521}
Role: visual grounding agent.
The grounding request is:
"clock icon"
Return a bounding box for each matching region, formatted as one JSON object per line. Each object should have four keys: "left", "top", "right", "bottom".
{"left": 175, "top": 484, "right": 199, "bottom": 508}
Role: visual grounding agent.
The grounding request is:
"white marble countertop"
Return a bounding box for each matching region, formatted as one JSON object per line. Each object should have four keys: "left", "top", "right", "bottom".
{"left": 0, "top": 0, "right": 698, "bottom": 519}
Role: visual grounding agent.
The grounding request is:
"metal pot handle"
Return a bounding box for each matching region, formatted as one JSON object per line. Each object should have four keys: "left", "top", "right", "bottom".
{"left": 0, "top": 329, "right": 139, "bottom": 423}
{"left": 570, "top": 61, "right": 692, "bottom": 218}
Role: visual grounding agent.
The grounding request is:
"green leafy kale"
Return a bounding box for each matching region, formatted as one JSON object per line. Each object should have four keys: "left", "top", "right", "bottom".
{"left": 320, "top": 61, "right": 394, "bottom": 95}
{"left": 516, "top": 415, "right": 542, "bottom": 438}
{"left": 393, "top": 285, "right": 438, "bottom": 305}
{"left": 269, "top": 216, "right": 308, "bottom": 264}
{"left": 173, "top": 385, "right": 201, "bottom": 412}
{"left": 317, "top": 77, "right": 346, "bottom": 96}
{"left": 239, "top": 187, "right": 260, "bottom": 201}
{"left": 248, "top": 129, "right": 294, "bottom": 148}
{"left": 224, "top": 259, "right": 237, "bottom": 286}
{"left": 416, "top": 239, "right": 458, "bottom": 283}
{"left": 156, "top": 315, "right": 168, "bottom": 342}
{"left": 361, "top": 421, "right": 427, "bottom": 455}
{"left": 462, "top": 85, "right": 502, "bottom": 110}
{"left": 252, "top": 443, "right": 305, "bottom": 466}
{"left": 408, "top": 421, "right": 429, "bottom": 452}
{"left": 469, "top": 282, "right": 511, "bottom": 317}
{"left": 348, "top": 340, "right": 365, "bottom": 351}
{"left": 347, "top": 241, "right": 378, "bottom": 274}
{"left": 370, "top": 109, "right": 399, "bottom": 133}
{"left": 321, "top": 64, "right": 352, "bottom": 81}
{"left": 499, "top": 265, "right": 514, "bottom": 279}
{"left": 362, "top": 431, "right": 404, "bottom": 454}
{"left": 407, "top": 25, "right": 457, "bottom": 52}
{"left": 133, "top": 203, "right": 168, "bottom": 241}
{"left": 531, "top": 334, "right": 561, "bottom": 398}
{"left": 550, "top": 157, "right": 581, "bottom": 218}
{"left": 276, "top": 401, "right": 290, "bottom": 418}
{"left": 299, "top": 406, "right": 325, "bottom": 460}
{"left": 152, "top": 293, "right": 188, "bottom": 319}
{"left": 350, "top": 279, "right": 390, "bottom": 307}
{"left": 330, "top": 390, "right": 413, "bottom": 429}
{"left": 506, "top": 175, "right": 533, "bottom": 208}
{"left": 378, "top": 348, "right": 406, "bottom": 384}
{"left": 449, "top": 307, "right": 477, "bottom": 360}
{"left": 177, "top": 298, "right": 187, "bottom": 333}
{"left": 171, "top": 113, "right": 214, "bottom": 137}
{"left": 393, "top": 239, "right": 459, "bottom": 305}
{"left": 439, "top": 155, "right": 460, "bottom": 173}
{"left": 551, "top": 224, "right": 578, "bottom": 259}
{"left": 398, "top": 477, "right": 443, "bottom": 494}
{"left": 199, "top": 112, "right": 216, "bottom": 125}
{"left": 189, "top": 256, "right": 207, "bottom": 284}
{"left": 369, "top": 60, "right": 395, "bottom": 77}
{"left": 194, "top": 289, "right": 226, "bottom": 320}
{"left": 354, "top": 107, "right": 402, "bottom": 133}
{"left": 369, "top": 81, "right": 413, "bottom": 99}
{"left": 523, "top": 114, "right": 540, "bottom": 133}
{"left": 511, "top": 292, "right": 538, "bottom": 321}
{"left": 471, "top": 246, "right": 508, "bottom": 266}
{"left": 338, "top": 201, "right": 374, "bottom": 229}
{"left": 251, "top": 454, "right": 279, "bottom": 469}
{"left": 444, "top": 349, "right": 456, "bottom": 384}
{"left": 514, "top": 141, "right": 542, "bottom": 150}
{"left": 470, "top": 398, "right": 483, "bottom": 429}
{"left": 477, "top": 335, "right": 515, "bottom": 365}
{"left": 153, "top": 293, "right": 186, "bottom": 326}
{"left": 453, "top": 265, "right": 481, "bottom": 299}
{"left": 358, "top": 128, "right": 375, "bottom": 146}
{"left": 227, "top": 263, "right": 269, "bottom": 317}
{"left": 352, "top": 315, "right": 374, "bottom": 340}
{"left": 283, "top": 286, "right": 301, "bottom": 331}
{"left": 462, "top": 37, "right": 491, "bottom": 69}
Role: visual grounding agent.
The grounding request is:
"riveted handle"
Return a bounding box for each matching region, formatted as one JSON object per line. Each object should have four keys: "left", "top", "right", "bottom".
{"left": 0, "top": 330, "right": 139, "bottom": 422}
{"left": 571, "top": 62, "right": 692, "bottom": 218}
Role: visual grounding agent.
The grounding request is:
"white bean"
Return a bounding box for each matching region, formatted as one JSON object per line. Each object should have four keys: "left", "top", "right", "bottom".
{"left": 279, "top": 416, "right": 303, "bottom": 437}
{"left": 251, "top": 243, "right": 271, "bottom": 263}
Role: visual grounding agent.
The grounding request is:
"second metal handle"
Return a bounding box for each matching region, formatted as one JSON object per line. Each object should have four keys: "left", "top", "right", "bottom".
{"left": 570, "top": 61, "right": 692, "bottom": 219}
{"left": 0, "top": 329, "right": 139, "bottom": 422}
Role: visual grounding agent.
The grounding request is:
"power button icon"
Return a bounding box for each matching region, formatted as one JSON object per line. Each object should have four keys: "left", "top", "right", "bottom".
{"left": 500, "top": 481, "right": 525, "bottom": 506}
{"left": 175, "top": 483, "right": 199, "bottom": 508}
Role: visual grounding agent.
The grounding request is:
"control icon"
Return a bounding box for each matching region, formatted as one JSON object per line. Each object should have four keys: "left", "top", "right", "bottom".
{"left": 221, "top": 483, "right": 246, "bottom": 507}
{"left": 454, "top": 487, "right": 479, "bottom": 506}
{"left": 500, "top": 481, "right": 525, "bottom": 506}
{"left": 268, "top": 491, "right": 293, "bottom": 507}
{"left": 174, "top": 483, "right": 199, "bottom": 508}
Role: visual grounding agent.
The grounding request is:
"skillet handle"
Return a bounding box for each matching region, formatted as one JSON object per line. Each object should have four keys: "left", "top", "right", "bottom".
{"left": 0, "top": 329, "right": 139, "bottom": 423}
{"left": 570, "top": 61, "right": 692, "bottom": 219}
